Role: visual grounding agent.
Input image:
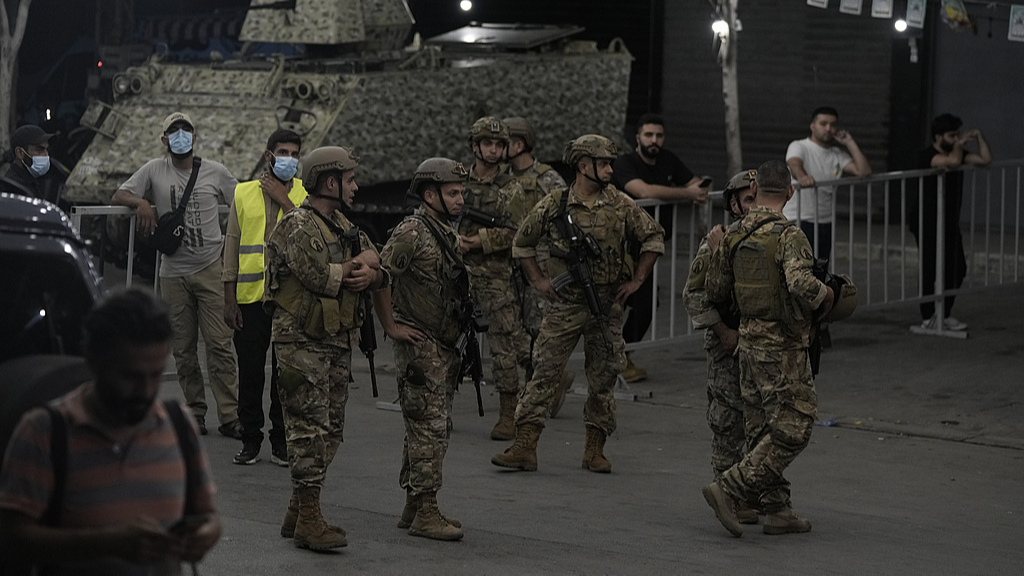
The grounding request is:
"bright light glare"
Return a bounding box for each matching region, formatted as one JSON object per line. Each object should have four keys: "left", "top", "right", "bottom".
{"left": 45, "top": 109, "right": 52, "bottom": 120}
{"left": 712, "top": 20, "right": 729, "bottom": 35}
{"left": 894, "top": 19, "right": 908, "bottom": 32}
{"left": 460, "top": 0, "right": 472, "bottom": 11}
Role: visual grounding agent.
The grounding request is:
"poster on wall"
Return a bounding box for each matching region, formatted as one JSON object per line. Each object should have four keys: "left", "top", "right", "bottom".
{"left": 871, "top": 0, "right": 894, "bottom": 18}
{"left": 907, "top": 0, "right": 927, "bottom": 28}
{"left": 840, "top": 0, "right": 863, "bottom": 15}
{"left": 807, "top": 0, "right": 829, "bottom": 8}
{"left": 940, "top": 0, "right": 974, "bottom": 30}
{"left": 1010, "top": 5, "right": 1024, "bottom": 42}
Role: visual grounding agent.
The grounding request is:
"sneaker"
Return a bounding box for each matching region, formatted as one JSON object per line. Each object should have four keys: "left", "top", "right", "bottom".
{"left": 271, "top": 442, "right": 289, "bottom": 467}
{"left": 943, "top": 316, "right": 968, "bottom": 331}
{"left": 218, "top": 420, "right": 243, "bottom": 439}
{"left": 233, "top": 442, "right": 261, "bottom": 465}
{"left": 195, "top": 415, "right": 208, "bottom": 436}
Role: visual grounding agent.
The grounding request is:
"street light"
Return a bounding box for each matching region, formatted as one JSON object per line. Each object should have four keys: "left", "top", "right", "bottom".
{"left": 895, "top": 19, "right": 908, "bottom": 32}
{"left": 460, "top": 1, "right": 472, "bottom": 11}
{"left": 712, "top": 19, "right": 729, "bottom": 36}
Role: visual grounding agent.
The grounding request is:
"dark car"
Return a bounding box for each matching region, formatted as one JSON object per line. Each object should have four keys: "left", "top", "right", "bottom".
{"left": 0, "top": 194, "right": 103, "bottom": 452}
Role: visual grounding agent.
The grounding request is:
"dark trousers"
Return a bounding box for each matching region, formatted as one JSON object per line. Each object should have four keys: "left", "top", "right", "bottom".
{"left": 911, "top": 226, "right": 967, "bottom": 320}
{"left": 623, "top": 273, "right": 656, "bottom": 344}
{"left": 234, "top": 302, "right": 284, "bottom": 445}
{"left": 799, "top": 221, "right": 833, "bottom": 262}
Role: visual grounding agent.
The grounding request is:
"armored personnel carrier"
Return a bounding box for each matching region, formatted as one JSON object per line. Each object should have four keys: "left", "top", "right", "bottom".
{"left": 65, "top": 0, "right": 632, "bottom": 238}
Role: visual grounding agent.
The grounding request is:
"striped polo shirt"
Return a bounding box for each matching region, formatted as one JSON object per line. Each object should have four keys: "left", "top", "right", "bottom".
{"left": 0, "top": 384, "right": 216, "bottom": 575}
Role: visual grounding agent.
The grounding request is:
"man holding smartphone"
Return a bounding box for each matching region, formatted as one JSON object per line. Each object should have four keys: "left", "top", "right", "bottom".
{"left": 613, "top": 113, "right": 711, "bottom": 382}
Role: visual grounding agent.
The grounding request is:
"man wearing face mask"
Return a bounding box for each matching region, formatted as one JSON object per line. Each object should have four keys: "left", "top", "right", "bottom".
{"left": 0, "top": 124, "right": 65, "bottom": 205}
{"left": 112, "top": 112, "right": 241, "bottom": 439}
{"left": 265, "top": 146, "right": 385, "bottom": 550}
{"left": 222, "top": 129, "right": 307, "bottom": 467}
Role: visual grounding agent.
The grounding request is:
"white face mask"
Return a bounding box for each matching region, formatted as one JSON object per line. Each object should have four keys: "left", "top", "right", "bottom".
{"left": 272, "top": 155, "right": 299, "bottom": 181}
{"left": 167, "top": 129, "right": 194, "bottom": 155}
{"left": 20, "top": 149, "right": 50, "bottom": 177}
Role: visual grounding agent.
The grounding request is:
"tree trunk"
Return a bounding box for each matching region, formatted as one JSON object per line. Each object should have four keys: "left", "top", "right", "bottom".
{"left": 1, "top": 0, "right": 34, "bottom": 149}
{"left": 720, "top": 0, "right": 742, "bottom": 178}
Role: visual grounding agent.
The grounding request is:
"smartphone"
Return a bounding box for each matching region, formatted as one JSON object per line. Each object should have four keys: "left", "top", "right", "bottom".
{"left": 170, "top": 515, "right": 206, "bottom": 534}
{"left": 699, "top": 177, "right": 713, "bottom": 188}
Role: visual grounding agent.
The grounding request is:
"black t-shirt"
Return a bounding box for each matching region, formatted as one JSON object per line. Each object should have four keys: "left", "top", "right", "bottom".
{"left": 909, "top": 147, "right": 963, "bottom": 235}
{"left": 612, "top": 149, "right": 694, "bottom": 193}
{"left": 612, "top": 149, "right": 694, "bottom": 234}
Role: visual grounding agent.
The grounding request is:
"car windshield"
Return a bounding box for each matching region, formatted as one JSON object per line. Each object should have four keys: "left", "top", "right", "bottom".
{"left": 0, "top": 251, "right": 94, "bottom": 362}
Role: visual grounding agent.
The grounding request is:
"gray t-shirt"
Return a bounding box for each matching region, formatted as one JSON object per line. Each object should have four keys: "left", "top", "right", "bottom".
{"left": 120, "top": 157, "right": 237, "bottom": 277}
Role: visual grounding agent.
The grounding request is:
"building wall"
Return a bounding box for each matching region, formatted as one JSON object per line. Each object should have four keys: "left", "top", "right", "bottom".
{"left": 662, "top": 1, "right": 892, "bottom": 182}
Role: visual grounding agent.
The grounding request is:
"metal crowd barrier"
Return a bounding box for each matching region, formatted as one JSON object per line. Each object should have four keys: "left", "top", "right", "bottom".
{"left": 67, "top": 160, "right": 1022, "bottom": 350}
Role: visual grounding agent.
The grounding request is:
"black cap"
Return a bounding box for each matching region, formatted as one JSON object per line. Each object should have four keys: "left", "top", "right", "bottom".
{"left": 11, "top": 125, "right": 54, "bottom": 149}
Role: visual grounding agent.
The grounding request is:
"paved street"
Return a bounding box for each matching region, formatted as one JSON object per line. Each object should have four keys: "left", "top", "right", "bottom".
{"left": 171, "top": 283, "right": 1023, "bottom": 575}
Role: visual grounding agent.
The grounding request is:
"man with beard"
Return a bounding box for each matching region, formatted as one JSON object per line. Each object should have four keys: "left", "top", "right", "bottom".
{"left": 458, "top": 117, "right": 531, "bottom": 441}
{"left": 112, "top": 112, "right": 240, "bottom": 439}
{"left": 612, "top": 113, "right": 709, "bottom": 382}
{"left": 266, "top": 146, "right": 384, "bottom": 550}
{"left": 0, "top": 289, "right": 222, "bottom": 574}
{"left": 222, "top": 129, "right": 307, "bottom": 467}
{"left": 910, "top": 114, "right": 991, "bottom": 332}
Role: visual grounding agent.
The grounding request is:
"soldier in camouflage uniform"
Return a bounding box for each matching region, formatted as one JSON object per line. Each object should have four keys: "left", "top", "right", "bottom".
{"left": 491, "top": 134, "right": 664, "bottom": 473}
{"left": 458, "top": 117, "right": 531, "bottom": 442}
{"left": 265, "top": 146, "right": 385, "bottom": 550}
{"left": 372, "top": 158, "right": 471, "bottom": 542}
{"left": 702, "top": 160, "right": 835, "bottom": 538}
{"left": 503, "top": 116, "right": 576, "bottom": 418}
{"left": 682, "top": 169, "right": 759, "bottom": 525}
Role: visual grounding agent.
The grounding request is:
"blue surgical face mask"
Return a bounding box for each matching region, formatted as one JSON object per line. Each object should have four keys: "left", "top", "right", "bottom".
{"left": 21, "top": 150, "right": 50, "bottom": 177}
{"left": 272, "top": 155, "right": 298, "bottom": 181}
{"left": 167, "top": 129, "right": 193, "bottom": 155}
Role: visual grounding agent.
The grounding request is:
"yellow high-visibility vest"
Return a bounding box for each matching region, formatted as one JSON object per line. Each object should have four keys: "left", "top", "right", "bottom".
{"left": 235, "top": 178, "right": 308, "bottom": 303}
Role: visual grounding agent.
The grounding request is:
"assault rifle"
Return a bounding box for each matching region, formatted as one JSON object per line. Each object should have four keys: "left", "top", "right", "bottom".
{"left": 808, "top": 257, "right": 832, "bottom": 377}
{"left": 348, "top": 226, "right": 378, "bottom": 397}
{"left": 451, "top": 265, "right": 488, "bottom": 416}
{"left": 459, "top": 206, "right": 517, "bottom": 231}
{"left": 549, "top": 210, "right": 614, "bottom": 351}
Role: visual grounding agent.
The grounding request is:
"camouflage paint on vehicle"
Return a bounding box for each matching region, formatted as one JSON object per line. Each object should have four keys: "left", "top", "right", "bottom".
{"left": 66, "top": 0, "right": 632, "bottom": 205}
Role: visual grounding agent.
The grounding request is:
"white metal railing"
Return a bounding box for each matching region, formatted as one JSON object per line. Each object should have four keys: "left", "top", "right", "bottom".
{"left": 67, "top": 161, "right": 1022, "bottom": 349}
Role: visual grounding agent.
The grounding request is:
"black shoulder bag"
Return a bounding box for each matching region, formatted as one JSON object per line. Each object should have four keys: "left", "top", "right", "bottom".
{"left": 151, "top": 157, "right": 202, "bottom": 255}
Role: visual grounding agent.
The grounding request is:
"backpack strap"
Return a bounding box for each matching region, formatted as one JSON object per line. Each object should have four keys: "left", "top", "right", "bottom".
{"left": 41, "top": 406, "right": 67, "bottom": 527}
{"left": 163, "top": 400, "right": 199, "bottom": 516}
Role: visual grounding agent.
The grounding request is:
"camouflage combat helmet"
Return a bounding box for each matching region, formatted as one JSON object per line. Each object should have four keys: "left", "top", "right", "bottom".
{"left": 503, "top": 117, "right": 536, "bottom": 149}
{"left": 468, "top": 116, "right": 509, "bottom": 144}
{"left": 562, "top": 134, "right": 618, "bottom": 168}
{"left": 723, "top": 169, "right": 757, "bottom": 217}
{"left": 825, "top": 274, "right": 858, "bottom": 322}
{"left": 302, "top": 146, "right": 360, "bottom": 187}
{"left": 408, "top": 157, "right": 469, "bottom": 195}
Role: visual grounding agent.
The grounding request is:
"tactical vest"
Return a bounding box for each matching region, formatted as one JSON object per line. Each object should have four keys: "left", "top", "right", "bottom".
{"left": 394, "top": 215, "right": 462, "bottom": 346}
{"left": 460, "top": 172, "right": 515, "bottom": 237}
{"left": 235, "top": 179, "right": 308, "bottom": 304}
{"left": 513, "top": 164, "right": 553, "bottom": 204}
{"left": 273, "top": 208, "right": 361, "bottom": 340}
{"left": 544, "top": 188, "right": 632, "bottom": 286}
{"left": 724, "top": 218, "right": 794, "bottom": 321}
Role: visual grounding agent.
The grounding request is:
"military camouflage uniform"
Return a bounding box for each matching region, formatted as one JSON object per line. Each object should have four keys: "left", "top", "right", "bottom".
{"left": 380, "top": 209, "right": 465, "bottom": 496}
{"left": 265, "top": 199, "right": 377, "bottom": 489}
{"left": 512, "top": 184, "right": 664, "bottom": 434}
{"left": 705, "top": 206, "right": 829, "bottom": 513}
{"left": 459, "top": 167, "right": 530, "bottom": 394}
{"left": 683, "top": 238, "right": 746, "bottom": 477}
{"left": 509, "top": 159, "right": 567, "bottom": 339}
